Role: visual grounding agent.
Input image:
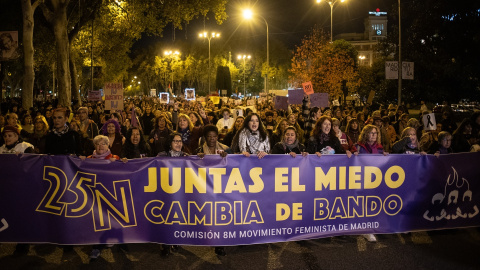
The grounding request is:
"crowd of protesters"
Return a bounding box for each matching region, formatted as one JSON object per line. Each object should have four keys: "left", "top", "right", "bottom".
{"left": 1, "top": 95, "right": 480, "bottom": 256}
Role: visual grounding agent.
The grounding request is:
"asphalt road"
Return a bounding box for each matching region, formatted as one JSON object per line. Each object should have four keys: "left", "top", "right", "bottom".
{"left": 1, "top": 228, "right": 479, "bottom": 270}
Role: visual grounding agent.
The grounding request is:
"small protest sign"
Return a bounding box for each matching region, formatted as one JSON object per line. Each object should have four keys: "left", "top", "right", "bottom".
{"left": 302, "top": 82, "right": 314, "bottom": 95}
{"left": 309, "top": 93, "right": 329, "bottom": 108}
{"left": 288, "top": 89, "right": 304, "bottom": 105}
{"left": 274, "top": 96, "right": 288, "bottom": 110}
{"left": 423, "top": 113, "right": 437, "bottom": 131}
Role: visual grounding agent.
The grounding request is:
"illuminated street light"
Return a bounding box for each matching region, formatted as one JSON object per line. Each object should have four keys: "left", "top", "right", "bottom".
{"left": 316, "top": 0, "right": 347, "bottom": 42}
{"left": 242, "top": 9, "right": 269, "bottom": 94}
{"left": 199, "top": 32, "right": 220, "bottom": 95}
{"left": 237, "top": 54, "right": 251, "bottom": 97}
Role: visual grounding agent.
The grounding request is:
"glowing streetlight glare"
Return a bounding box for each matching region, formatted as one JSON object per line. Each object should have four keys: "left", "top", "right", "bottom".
{"left": 243, "top": 9, "right": 253, "bottom": 19}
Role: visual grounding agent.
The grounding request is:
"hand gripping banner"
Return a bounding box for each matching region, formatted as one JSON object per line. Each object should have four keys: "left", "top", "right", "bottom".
{"left": 0, "top": 153, "right": 479, "bottom": 245}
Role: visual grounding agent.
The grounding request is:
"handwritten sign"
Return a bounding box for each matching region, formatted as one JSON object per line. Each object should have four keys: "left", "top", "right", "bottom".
{"left": 423, "top": 113, "right": 437, "bottom": 131}
{"left": 309, "top": 93, "right": 329, "bottom": 108}
{"left": 288, "top": 89, "right": 304, "bottom": 105}
{"left": 87, "top": 91, "right": 102, "bottom": 102}
{"left": 104, "top": 82, "right": 124, "bottom": 110}
{"left": 302, "top": 81, "right": 314, "bottom": 95}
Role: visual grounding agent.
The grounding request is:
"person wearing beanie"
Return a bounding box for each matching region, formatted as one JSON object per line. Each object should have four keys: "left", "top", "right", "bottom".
{"left": 0, "top": 125, "right": 34, "bottom": 154}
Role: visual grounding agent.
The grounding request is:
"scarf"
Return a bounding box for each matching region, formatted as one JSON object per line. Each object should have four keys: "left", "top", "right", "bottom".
{"left": 282, "top": 139, "right": 299, "bottom": 153}
{"left": 169, "top": 150, "right": 183, "bottom": 157}
{"left": 318, "top": 133, "right": 330, "bottom": 145}
{"left": 53, "top": 124, "right": 69, "bottom": 136}
{"left": 91, "top": 149, "right": 112, "bottom": 159}
{"left": 364, "top": 142, "right": 379, "bottom": 154}
{"left": 180, "top": 128, "right": 191, "bottom": 143}
{"left": 238, "top": 128, "right": 269, "bottom": 154}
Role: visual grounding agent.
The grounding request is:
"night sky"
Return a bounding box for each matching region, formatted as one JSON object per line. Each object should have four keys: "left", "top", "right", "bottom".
{"left": 152, "top": 0, "right": 397, "bottom": 51}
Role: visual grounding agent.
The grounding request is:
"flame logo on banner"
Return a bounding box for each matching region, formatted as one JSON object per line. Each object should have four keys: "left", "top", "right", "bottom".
{"left": 423, "top": 167, "right": 479, "bottom": 221}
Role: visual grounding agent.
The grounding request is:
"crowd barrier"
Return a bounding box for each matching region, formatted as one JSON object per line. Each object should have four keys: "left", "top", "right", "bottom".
{"left": 0, "top": 153, "right": 479, "bottom": 246}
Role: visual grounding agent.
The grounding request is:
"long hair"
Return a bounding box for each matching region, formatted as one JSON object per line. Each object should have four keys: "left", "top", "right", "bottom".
{"left": 124, "top": 127, "right": 149, "bottom": 154}
{"left": 358, "top": 124, "right": 381, "bottom": 145}
{"left": 176, "top": 113, "right": 194, "bottom": 132}
{"left": 229, "top": 116, "right": 245, "bottom": 133}
{"left": 345, "top": 118, "right": 359, "bottom": 133}
{"left": 274, "top": 117, "right": 288, "bottom": 135}
{"left": 240, "top": 112, "right": 267, "bottom": 141}
{"left": 34, "top": 115, "right": 49, "bottom": 133}
{"left": 189, "top": 111, "right": 204, "bottom": 127}
{"left": 311, "top": 116, "right": 335, "bottom": 138}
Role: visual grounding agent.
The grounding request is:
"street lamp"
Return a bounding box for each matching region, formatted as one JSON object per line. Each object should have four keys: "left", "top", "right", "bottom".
{"left": 316, "top": 0, "right": 346, "bottom": 42}
{"left": 164, "top": 50, "right": 180, "bottom": 95}
{"left": 242, "top": 9, "right": 269, "bottom": 94}
{"left": 199, "top": 31, "right": 220, "bottom": 95}
{"left": 237, "top": 54, "right": 251, "bottom": 97}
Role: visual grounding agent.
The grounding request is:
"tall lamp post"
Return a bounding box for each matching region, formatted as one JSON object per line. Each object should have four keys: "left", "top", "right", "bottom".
{"left": 238, "top": 54, "right": 251, "bottom": 97}
{"left": 316, "top": 0, "right": 346, "bottom": 42}
{"left": 243, "top": 9, "right": 269, "bottom": 94}
{"left": 164, "top": 50, "right": 180, "bottom": 95}
{"left": 199, "top": 32, "right": 220, "bottom": 95}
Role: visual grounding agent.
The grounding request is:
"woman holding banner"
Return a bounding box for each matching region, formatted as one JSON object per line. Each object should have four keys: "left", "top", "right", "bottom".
{"left": 306, "top": 116, "right": 349, "bottom": 157}
{"left": 101, "top": 119, "right": 125, "bottom": 157}
{"left": 148, "top": 115, "right": 173, "bottom": 155}
{"left": 237, "top": 113, "right": 270, "bottom": 159}
{"left": 271, "top": 126, "right": 307, "bottom": 157}
{"left": 121, "top": 127, "right": 152, "bottom": 159}
{"left": 157, "top": 132, "right": 188, "bottom": 256}
{"left": 353, "top": 124, "right": 388, "bottom": 242}
{"left": 392, "top": 127, "right": 426, "bottom": 155}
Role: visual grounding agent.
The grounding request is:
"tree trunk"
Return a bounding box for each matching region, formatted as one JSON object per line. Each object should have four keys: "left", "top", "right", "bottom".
{"left": 21, "top": 0, "right": 40, "bottom": 110}
{"left": 53, "top": 8, "right": 71, "bottom": 107}
{"left": 70, "top": 57, "right": 81, "bottom": 105}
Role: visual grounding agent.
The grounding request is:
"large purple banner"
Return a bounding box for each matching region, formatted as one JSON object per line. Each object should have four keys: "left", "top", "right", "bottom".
{"left": 0, "top": 153, "right": 479, "bottom": 246}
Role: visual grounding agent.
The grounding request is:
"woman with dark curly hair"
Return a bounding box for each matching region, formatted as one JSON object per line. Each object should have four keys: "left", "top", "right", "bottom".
{"left": 345, "top": 118, "right": 361, "bottom": 144}
{"left": 100, "top": 119, "right": 125, "bottom": 156}
{"left": 121, "top": 127, "right": 151, "bottom": 159}
{"left": 149, "top": 114, "right": 173, "bottom": 155}
{"left": 306, "top": 116, "right": 349, "bottom": 157}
